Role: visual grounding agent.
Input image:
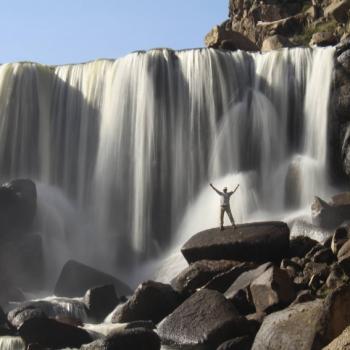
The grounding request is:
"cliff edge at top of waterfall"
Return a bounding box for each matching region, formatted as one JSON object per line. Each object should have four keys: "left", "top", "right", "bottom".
{"left": 181, "top": 221, "right": 290, "bottom": 264}
{"left": 205, "top": 0, "right": 350, "bottom": 51}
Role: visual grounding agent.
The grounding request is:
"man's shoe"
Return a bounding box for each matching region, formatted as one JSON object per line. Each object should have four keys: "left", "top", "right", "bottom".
{"left": 220, "top": 226, "right": 224, "bottom": 231}
{"left": 232, "top": 224, "right": 237, "bottom": 229}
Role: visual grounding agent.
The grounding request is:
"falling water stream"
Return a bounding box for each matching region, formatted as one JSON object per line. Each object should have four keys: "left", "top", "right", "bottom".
{"left": 0, "top": 47, "right": 335, "bottom": 286}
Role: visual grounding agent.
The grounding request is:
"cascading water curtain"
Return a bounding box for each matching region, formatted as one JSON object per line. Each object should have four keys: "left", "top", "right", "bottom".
{"left": 0, "top": 47, "right": 334, "bottom": 280}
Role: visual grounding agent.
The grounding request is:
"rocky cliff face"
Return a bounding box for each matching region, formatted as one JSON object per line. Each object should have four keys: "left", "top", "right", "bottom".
{"left": 206, "top": 0, "right": 350, "bottom": 50}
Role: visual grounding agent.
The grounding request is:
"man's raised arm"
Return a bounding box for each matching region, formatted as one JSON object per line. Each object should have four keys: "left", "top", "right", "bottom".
{"left": 229, "top": 184, "right": 240, "bottom": 195}
{"left": 210, "top": 183, "right": 223, "bottom": 195}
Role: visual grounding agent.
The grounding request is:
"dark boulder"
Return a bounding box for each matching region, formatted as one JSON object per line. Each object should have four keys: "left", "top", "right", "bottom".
{"left": 8, "top": 299, "right": 87, "bottom": 329}
{"left": 224, "top": 262, "right": 272, "bottom": 301}
{"left": 252, "top": 285, "right": 350, "bottom": 349}
{"left": 250, "top": 266, "right": 296, "bottom": 313}
{"left": 0, "top": 178, "right": 37, "bottom": 239}
{"left": 203, "top": 262, "right": 256, "bottom": 293}
{"left": 81, "top": 327, "right": 160, "bottom": 350}
{"left": 331, "top": 225, "right": 350, "bottom": 255}
{"left": 181, "top": 222, "right": 289, "bottom": 264}
{"left": 337, "top": 240, "right": 350, "bottom": 275}
{"left": 171, "top": 260, "right": 239, "bottom": 295}
{"left": 8, "top": 302, "right": 47, "bottom": 329}
{"left": 19, "top": 317, "right": 91, "bottom": 349}
{"left": 84, "top": 285, "right": 119, "bottom": 322}
{"left": 290, "top": 290, "right": 316, "bottom": 306}
{"left": 217, "top": 335, "right": 253, "bottom": 350}
{"left": 112, "top": 280, "right": 182, "bottom": 324}
{"left": 312, "top": 247, "right": 336, "bottom": 264}
{"left": 326, "top": 264, "right": 346, "bottom": 290}
{"left": 289, "top": 236, "right": 319, "bottom": 258}
{"left": 158, "top": 289, "right": 248, "bottom": 349}
{"left": 54, "top": 260, "right": 132, "bottom": 297}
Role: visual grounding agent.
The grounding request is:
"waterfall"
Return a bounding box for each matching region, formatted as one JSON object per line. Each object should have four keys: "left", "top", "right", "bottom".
{"left": 0, "top": 47, "right": 334, "bottom": 282}
{"left": 0, "top": 337, "right": 25, "bottom": 350}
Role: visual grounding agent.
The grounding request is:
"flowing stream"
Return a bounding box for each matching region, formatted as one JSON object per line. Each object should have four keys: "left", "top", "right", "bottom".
{"left": 0, "top": 47, "right": 335, "bottom": 284}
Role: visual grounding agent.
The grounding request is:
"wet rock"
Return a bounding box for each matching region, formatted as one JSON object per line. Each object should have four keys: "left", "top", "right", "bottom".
{"left": 336, "top": 38, "right": 350, "bottom": 56}
{"left": 305, "top": 244, "right": 324, "bottom": 260}
{"left": 8, "top": 303, "right": 47, "bottom": 329}
{"left": 171, "top": 260, "right": 239, "bottom": 295}
{"left": 203, "top": 262, "right": 256, "bottom": 293}
{"left": 291, "top": 290, "right": 316, "bottom": 305}
{"left": 225, "top": 262, "right": 272, "bottom": 301}
{"left": 303, "top": 261, "right": 330, "bottom": 281}
{"left": 290, "top": 220, "right": 332, "bottom": 245}
{"left": 289, "top": 235, "right": 319, "bottom": 258}
{"left": 312, "top": 196, "right": 350, "bottom": 230}
{"left": 252, "top": 285, "right": 350, "bottom": 349}
{"left": 19, "top": 317, "right": 91, "bottom": 349}
{"left": 158, "top": 289, "right": 248, "bottom": 348}
{"left": 326, "top": 265, "right": 346, "bottom": 290}
{"left": 216, "top": 335, "right": 253, "bottom": 350}
{"left": 205, "top": 24, "right": 259, "bottom": 51}
{"left": 8, "top": 299, "right": 87, "bottom": 329}
{"left": 312, "top": 248, "right": 336, "bottom": 264}
{"left": 310, "top": 32, "right": 338, "bottom": 47}
{"left": 54, "top": 260, "right": 132, "bottom": 297}
{"left": 84, "top": 285, "right": 119, "bottom": 323}
{"left": 111, "top": 280, "right": 182, "bottom": 324}
{"left": 309, "top": 273, "right": 326, "bottom": 291}
{"left": 181, "top": 222, "right": 289, "bottom": 264}
{"left": 81, "top": 327, "right": 160, "bottom": 350}
{"left": 0, "top": 178, "right": 37, "bottom": 240}
{"left": 281, "top": 258, "right": 302, "bottom": 272}
{"left": 331, "top": 226, "right": 350, "bottom": 255}
{"left": 338, "top": 50, "right": 350, "bottom": 73}
{"left": 261, "top": 34, "right": 294, "bottom": 51}
{"left": 250, "top": 266, "right": 296, "bottom": 313}
{"left": 337, "top": 240, "right": 350, "bottom": 275}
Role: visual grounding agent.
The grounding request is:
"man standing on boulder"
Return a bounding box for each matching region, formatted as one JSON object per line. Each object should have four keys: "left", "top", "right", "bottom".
{"left": 210, "top": 183, "right": 239, "bottom": 230}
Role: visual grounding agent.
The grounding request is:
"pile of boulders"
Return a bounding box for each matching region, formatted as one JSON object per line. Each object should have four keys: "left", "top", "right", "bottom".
{"left": 3, "top": 196, "right": 350, "bottom": 349}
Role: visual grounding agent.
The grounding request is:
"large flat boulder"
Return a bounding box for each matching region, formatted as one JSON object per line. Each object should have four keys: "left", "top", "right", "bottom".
{"left": 158, "top": 289, "right": 248, "bottom": 349}
{"left": 252, "top": 285, "right": 350, "bottom": 349}
{"left": 111, "top": 281, "right": 182, "bottom": 324}
{"left": 171, "top": 260, "right": 239, "bottom": 295}
{"left": 54, "top": 260, "right": 132, "bottom": 297}
{"left": 181, "top": 222, "right": 289, "bottom": 264}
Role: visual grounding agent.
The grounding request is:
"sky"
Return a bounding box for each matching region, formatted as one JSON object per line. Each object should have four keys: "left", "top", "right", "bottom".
{"left": 0, "top": 0, "right": 228, "bottom": 65}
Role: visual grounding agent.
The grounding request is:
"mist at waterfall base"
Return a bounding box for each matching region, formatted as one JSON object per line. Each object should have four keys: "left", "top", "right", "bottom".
{"left": 0, "top": 46, "right": 335, "bottom": 291}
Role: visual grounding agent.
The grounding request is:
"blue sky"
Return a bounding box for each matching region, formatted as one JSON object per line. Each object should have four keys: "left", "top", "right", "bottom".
{"left": 0, "top": 0, "right": 228, "bottom": 65}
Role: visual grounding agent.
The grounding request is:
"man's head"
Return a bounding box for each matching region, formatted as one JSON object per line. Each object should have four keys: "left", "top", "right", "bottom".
{"left": 223, "top": 187, "right": 227, "bottom": 193}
